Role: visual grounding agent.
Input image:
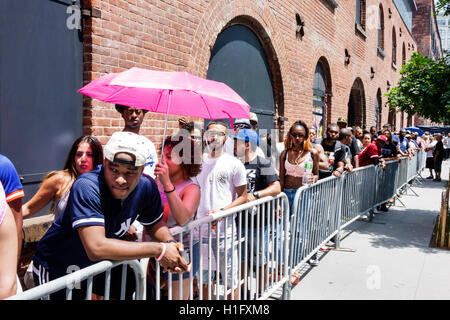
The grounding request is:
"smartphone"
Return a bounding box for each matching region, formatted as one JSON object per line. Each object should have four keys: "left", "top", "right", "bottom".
{"left": 181, "top": 248, "right": 191, "bottom": 265}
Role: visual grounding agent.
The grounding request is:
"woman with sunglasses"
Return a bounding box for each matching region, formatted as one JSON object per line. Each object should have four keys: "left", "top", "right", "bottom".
{"left": 278, "top": 120, "right": 319, "bottom": 279}
{"left": 279, "top": 120, "right": 319, "bottom": 209}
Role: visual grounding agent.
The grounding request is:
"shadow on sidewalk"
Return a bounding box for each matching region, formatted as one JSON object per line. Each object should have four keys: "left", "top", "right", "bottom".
{"left": 341, "top": 208, "right": 442, "bottom": 254}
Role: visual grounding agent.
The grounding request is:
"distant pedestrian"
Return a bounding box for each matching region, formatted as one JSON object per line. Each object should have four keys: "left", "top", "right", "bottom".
{"left": 433, "top": 133, "right": 444, "bottom": 182}
{"left": 424, "top": 134, "right": 437, "bottom": 179}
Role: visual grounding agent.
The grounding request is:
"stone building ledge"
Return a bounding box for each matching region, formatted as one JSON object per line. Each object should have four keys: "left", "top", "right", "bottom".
{"left": 23, "top": 214, "right": 54, "bottom": 244}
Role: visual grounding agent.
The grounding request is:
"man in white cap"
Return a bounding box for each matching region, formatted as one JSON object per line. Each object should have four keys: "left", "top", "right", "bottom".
{"left": 249, "top": 112, "right": 258, "bottom": 130}
{"left": 32, "top": 131, "right": 189, "bottom": 299}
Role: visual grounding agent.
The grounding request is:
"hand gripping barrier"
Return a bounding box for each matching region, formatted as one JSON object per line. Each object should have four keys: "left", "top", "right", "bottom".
{"left": 7, "top": 260, "right": 145, "bottom": 300}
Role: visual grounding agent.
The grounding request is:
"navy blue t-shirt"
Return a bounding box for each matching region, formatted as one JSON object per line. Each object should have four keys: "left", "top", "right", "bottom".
{"left": 33, "top": 165, "right": 163, "bottom": 277}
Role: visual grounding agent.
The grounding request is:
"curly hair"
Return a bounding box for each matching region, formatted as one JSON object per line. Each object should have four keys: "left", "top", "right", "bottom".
{"left": 163, "top": 134, "right": 202, "bottom": 178}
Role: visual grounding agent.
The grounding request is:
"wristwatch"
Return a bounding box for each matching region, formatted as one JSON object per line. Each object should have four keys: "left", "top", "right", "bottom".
{"left": 253, "top": 191, "right": 260, "bottom": 199}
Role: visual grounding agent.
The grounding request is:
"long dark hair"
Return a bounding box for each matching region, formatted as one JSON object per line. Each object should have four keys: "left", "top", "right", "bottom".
{"left": 43, "top": 136, "right": 103, "bottom": 200}
{"left": 63, "top": 135, "right": 103, "bottom": 179}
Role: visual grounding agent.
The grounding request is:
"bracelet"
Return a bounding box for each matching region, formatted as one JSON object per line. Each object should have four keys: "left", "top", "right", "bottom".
{"left": 166, "top": 239, "right": 177, "bottom": 244}
{"left": 164, "top": 186, "right": 176, "bottom": 193}
{"left": 156, "top": 242, "right": 166, "bottom": 261}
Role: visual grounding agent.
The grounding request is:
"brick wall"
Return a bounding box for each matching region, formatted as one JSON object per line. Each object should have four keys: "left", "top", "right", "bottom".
{"left": 81, "top": 0, "right": 418, "bottom": 146}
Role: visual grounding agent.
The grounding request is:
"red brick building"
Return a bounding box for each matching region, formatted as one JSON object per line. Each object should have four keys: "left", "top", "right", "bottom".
{"left": 81, "top": 0, "right": 418, "bottom": 148}
{"left": 412, "top": 0, "right": 443, "bottom": 126}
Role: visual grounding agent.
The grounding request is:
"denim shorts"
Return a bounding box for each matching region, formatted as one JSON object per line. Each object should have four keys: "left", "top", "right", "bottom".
{"left": 240, "top": 226, "right": 269, "bottom": 265}
{"left": 194, "top": 236, "right": 239, "bottom": 288}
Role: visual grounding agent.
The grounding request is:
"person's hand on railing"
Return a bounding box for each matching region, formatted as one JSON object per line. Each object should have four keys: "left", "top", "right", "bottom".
{"left": 332, "top": 168, "right": 344, "bottom": 178}
{"left": 380, "top": 159, "right": 386, "bottom": 170}
{"left": 159, "top": 241, "right": 191, "bottom": 274}
{"left": 344, "top": 163, "right": 353, "bottom": 173}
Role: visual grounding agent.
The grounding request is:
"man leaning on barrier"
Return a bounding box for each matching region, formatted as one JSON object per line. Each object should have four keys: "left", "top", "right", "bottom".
{"left": 32, "top": 132, "right": 189, "bottom": 300}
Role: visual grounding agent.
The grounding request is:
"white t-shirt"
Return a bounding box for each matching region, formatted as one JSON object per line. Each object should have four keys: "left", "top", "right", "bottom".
{"left": 142, "top": 137, "right": 158, "bottom": 178}
{"left": 194, "top": 152, "right": 247, "bottom": 238}
{"left": 426, "top": 140, "right": 437, "bottom": 158}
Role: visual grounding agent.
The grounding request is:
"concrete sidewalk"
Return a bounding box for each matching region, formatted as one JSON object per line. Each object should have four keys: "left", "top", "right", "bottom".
{"left": 288, "top": 159, "right": 450, "bottom": 300}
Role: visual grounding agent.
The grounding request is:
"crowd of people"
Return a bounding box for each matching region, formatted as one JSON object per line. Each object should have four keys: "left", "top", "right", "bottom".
{"left": 0, "top": 104, "right": 445, "bottom": 300}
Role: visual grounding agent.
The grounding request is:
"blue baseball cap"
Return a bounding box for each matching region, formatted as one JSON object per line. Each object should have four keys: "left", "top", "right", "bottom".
{"left": 233, "top": 129, "right": 259, "bottom": 146}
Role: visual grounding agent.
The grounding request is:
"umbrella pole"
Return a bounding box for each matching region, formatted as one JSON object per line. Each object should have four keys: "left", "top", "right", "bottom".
{"left": 160, "top": 89, "right": 173, "bottom": 161}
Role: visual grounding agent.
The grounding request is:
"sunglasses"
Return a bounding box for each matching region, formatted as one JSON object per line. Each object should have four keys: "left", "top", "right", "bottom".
{"left": 205, "top": 131, "right": 226, "bottom": 138}
{"left": 290, "top": 132, "right": 305, "bottom": 138}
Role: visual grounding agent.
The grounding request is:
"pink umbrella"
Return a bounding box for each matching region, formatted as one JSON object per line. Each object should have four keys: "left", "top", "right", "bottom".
{"left": 79, "top": 67, "right": 250, "bottom": 155}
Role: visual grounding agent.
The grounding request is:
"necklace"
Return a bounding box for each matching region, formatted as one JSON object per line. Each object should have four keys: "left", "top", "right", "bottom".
{"left": 292, "top": 149, "right": 305, "bottom": 165}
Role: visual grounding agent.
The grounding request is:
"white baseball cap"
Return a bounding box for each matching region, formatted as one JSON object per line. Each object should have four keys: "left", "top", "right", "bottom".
{"left": 104, "top": 131, "right": 150, "bottom": 167}
{"left": 249, "top": 112, "right": 258, "bottom": 123}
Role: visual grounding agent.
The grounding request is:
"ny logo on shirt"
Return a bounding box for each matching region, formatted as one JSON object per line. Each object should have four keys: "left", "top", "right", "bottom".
{"left": 115, "top": 218, "right": 132, "bottom": 237}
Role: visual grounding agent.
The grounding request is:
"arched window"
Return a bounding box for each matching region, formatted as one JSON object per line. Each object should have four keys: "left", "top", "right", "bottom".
{"left": 356, "top": 0, "right": 366, "bottom": 30}
{"left": 402, "top": 42, "right": 406, "bottom": 66}
{"left": 312, "top": 58, "right": 332, "bottom": 139}
{"left": 392, "top": 27, "right": 397, "bottom": 67}
{"left": 377, "top": 5, "right": 385, "bottom": 54}
{"left": 376, "top": 89, "right": 382, "bottom": 129}
{"left": 313, "top": 63, "right": 326, "bottom": 138}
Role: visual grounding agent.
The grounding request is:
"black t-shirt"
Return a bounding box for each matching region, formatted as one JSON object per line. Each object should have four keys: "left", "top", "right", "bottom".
{"left": 349, "top": 136, "right": 361, "bottom": 157}
{"left": 245, "top": 156, "right": 279, "bottom": 193}
{"left": 242, "top": 156, "right": 279, "bottom": 228}
{"left": 319, "top": 140, "right": 346, "bottom": 179}
{"left": 381, "top": 140, "right": 399, "bottom": 158}
{"left": 434, "top": 141, "right": 444, "bottom": 161}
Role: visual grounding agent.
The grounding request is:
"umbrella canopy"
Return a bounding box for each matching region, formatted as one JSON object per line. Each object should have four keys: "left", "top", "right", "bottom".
{"left": 78, "top": 67, "right": 250, "bottom": 120}
{"left": 403, "top": 126, "right": 424, "bottom": 136}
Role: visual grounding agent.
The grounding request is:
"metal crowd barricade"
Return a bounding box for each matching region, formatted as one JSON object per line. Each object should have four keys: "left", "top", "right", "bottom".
{"left": 340, "top": 165, "right": 377, "bottom": 228}
{"left": 407, "top": 154, "right": 418, "bottom": 182}
{"left": 374, "top": 160, "right": 399, "bottom": 208}
{"left": 143, "top": 193, "right": 290, "bottom": 301}
{"left": 396, "top": 157, "right": 409, "bottom": 191}
{"left": 7, "top": 260, "right": 145, "bottom": 300}
{"left": 288, "top": 175, "right": 342, "bottom": 299}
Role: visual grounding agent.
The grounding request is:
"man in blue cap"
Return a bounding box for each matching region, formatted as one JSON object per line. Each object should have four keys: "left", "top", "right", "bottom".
{"left": 233, "top": 128, "right": 281, "bottom": 297}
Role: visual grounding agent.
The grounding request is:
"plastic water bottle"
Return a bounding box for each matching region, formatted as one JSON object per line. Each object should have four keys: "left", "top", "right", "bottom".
{"left": 302, "top": 159, "right": 313, "bottom": 185}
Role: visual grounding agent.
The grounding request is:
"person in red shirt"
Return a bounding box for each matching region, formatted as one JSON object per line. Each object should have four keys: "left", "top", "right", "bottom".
{"left": 359, "top": 135, "right": 387, "bottom": 168}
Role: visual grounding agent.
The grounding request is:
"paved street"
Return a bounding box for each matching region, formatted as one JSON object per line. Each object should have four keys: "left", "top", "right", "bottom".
{"left": 288, "top": 159, "right": 450, "bottom": 300}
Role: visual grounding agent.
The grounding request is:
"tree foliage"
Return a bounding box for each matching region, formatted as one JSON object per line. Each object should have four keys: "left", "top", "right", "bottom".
{"left": 385, "top": 52, "right": 450, "bottom": 124}
{"left": 436, "top": 0, "right": 450, "bottom": 16}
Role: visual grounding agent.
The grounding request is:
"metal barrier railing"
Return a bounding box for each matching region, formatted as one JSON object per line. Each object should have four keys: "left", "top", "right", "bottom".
{"left": 374, "top": 160, "right": 399, "bottom": 208}
{"left": 396, "top": 157, "right": 409, "bottom": 190}
{"left": 288, "top": 175, "right": 343, "bottom": 293}
{"left": 143, "top": 193, "right": 290, "bottom": 301}
{"left": 7, "top": 260, "right": 145, "bottom": 300}
{"left": 340, "top": 165, "right": 377, "bottom": 228}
